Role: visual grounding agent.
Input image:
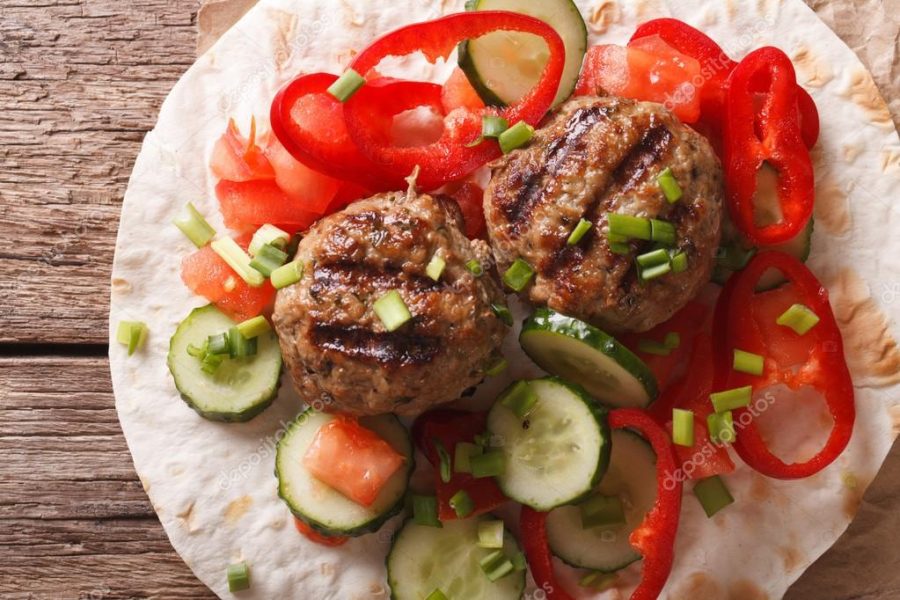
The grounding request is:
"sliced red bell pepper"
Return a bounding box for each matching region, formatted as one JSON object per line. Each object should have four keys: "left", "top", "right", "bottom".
{"left": 294, "top": 518, "right": 348, "bottom": 547}
{"left": 343, "top": 11, "right": 565, "bottom": 191}
{"left": 722, "top": 251, "right": 855, "bottom": 479}
{"left": 724, "top": 47, "right": 814, "bottom": 246}
{"left": 441, "top": 181, "right": 486, "bottom": 240}
{"left": 519, "top": 507, "right": 574, "bottom": 600}
{"left": 411, "top": 410, "right": 508, "bottom": 521}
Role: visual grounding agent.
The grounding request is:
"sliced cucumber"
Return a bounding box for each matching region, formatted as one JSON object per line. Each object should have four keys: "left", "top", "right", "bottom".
{"left": 275, "top": 410, "right": 412, "bottom": 537}
{"left": 520, "top": 309, "right": 658, "bottom": 408}
{"left": 713, "top": 216, "right": 813, "bottom": 290}
{"left": 458, "top": 0, "right": 587, "bottom": 108}
{"left": 387, "top": 517, "right": 526, "bottom": 600}
{"left": 546, "top": 430, "right": 658, "bottom": 572}
{"left": 488, "top": 377, "right": 610, "bottom": 511}
{"left": 167, "top": 305, "right": 282, "bottom": 422}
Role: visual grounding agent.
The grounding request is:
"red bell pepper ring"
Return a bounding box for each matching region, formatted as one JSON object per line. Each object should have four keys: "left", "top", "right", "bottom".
{"left": 343, "top": 11, "right": 565, "bottom": 191}
{"left": 724, "top": 47, "right": 814, "bottom": 246}
{"left": 519, "top": 507, "right": 574, "bottom": 600}
{"left": 722, "top": 251, "right": 855, "bottom": 479}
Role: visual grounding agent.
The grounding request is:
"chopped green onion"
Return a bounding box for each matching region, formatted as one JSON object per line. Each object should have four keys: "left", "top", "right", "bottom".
{"left": 579, "top": 572, "right": 617, "bottom": 591}
{"left": 425, "top": 590, "right": 449, "bottom": 600}
{"left": 672, "top": 408, "right": 695, "bottom": 447}
{"left": 657, "top": 167, "right": 683, "bottom": 203}
{"left": 226, "top": 562, "right": 251, "bottom": 592}
{"left": 607, "top": 232, "right": 628, "bottom": 244}
{"left": 470, "top": 450, "right": 506, "bottom": 479}
{"left": 650, "top": 219, "right": 677, "bottom": 246}
{"left": 477, "top": 520, "right": 505, "bottom": 549}
{"left": 671, "top": 252, "right": 688, "bottom": 273}
{"left": 500, "top": 381, "right": 539, "bottom": 420}
{"left": 503, "top": 258, "right": 535, "bottom": 292}
{"left": 636, "top": 248, "right": 671, "bottom": 268}
{"left": 374, "top": 290, "right": 412, "bottom": 332}
{"left": 454, "top": 442, "right": 483, "bottom": 474}
{"left": 327, "top": 69, "right": 365, "bottom": 102}
{"left": 491, "top": 303, "right": 513, "bottom": 326}
{"left": 236, "top": 315, "right": 271, "bottom": 339}
{"left": 211, "top": 238, "right": 266, "bottom": 287}
{"left": 609, "top": 241, "right": 631, "bottom": 255}
{"left": 733, "top": 349, "right": 765, "bottom": 375}
{"left": 271, "top": 261, "right": 303, "bottom": 290}
{"left": 201, "top": 353, "right": 224, "bottom": 374}
{"left": 116, "top": 321, "right": 148, "bottom": 356}
{"left": 466, "top": 259, "right": 484, "bottom": 277}
{"left": 228, "top": 326, "right": 257, "bottom": 358}
{"left": 664, "top": 332, "right": 681, "bottom": 349}
{"left": 707, "top": 411, "right": 735, "bottom": 444}
{"left": 207, "top": 332, "right": 230, "bottom": 356}
{"left": 485, "top": 356, "right": 508, "bottom": 376}
{"left": 498, "top": 121, "right": 535, "bottom": 154}
{"left": 607, "top": 213, "right": 652, "bottom": 241}
{"left": 693, "top": 476, "right": 734, "bottom": 518}
{"left": 482, "top": 115, "right": 509, "bottom": 139}
{"left": 566, "top": 218, "right": 592, "bottom": 246}
{"left": 186, "top": 342, "right": 207, "bottom": 359}
{"left": 473, "top": 432, "right": 491, "bottom": 448}
{"left": 412, "top": 495, "right": 442, "bottom": 528}
{"left": 637, "top": 339, "right": 673, "bottom": 356}
{"left": 710, "top": 386, "right": 752, "bottom": 413}
{"left": 639, "top": 261, "right": 672, "bottom": 281}
{"left": 776, "top": 303, "right": 820, "bottom": 335}
{"left": 479, "top": 550, "right": 514, "bottom": 582}
{"left": 434, "top": 440, "right": 452, "bottom": 484}
{"left": 174, "top": 203, "right": 216, "bottom": 248}
{"left": 511, "top": 551, "right": 527, "bottom": 572}
{"left": 248, "top": 224, "right": 290, "bottom": 256}
{"left": 223, "top": 276, "right": 237, "bottom": 292}
{"left": 580, "top": 494, "right": 626, "bottom": 529}
{"left": 249, "top": 242, "right": 288, "bottom": 277}
{"left": 449, "top": 489, "right": 474, "bottom": 518}
{"left": 425, "top": 255, "right": 446, "bottom": 282}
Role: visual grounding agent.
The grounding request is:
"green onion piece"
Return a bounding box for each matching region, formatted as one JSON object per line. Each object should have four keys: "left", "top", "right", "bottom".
{"left": 650, "top": 219, "right": 677, "bottom": 246}
{"left": 186, "top": 342, "right": 207, "bottom": 359}
{"left": 477, "top": 520, "right": 505, "bottom": 549}
{"left": 236, "top": 315, "right": 271, "bottom": 339}
{"left": 473, "top": 432, "right": 491, "bottom": 448}
{"left": 228, "top": 326, "right": 257, "bottom": 359}
{"left": 249, "top": 242, "right": 288, "bottom": 277}
{"left": 486, "top": 560, "right": 514, "bottom": 582}
{"left": 657, "top": 167, "right": 683, "bottom": 203}
{"left": 498, "top": 121, "right": 535, "bottom": 154}
{"left": 327, "top": 68, "right": 365, "bottom": 102}
{"left": 491, "top": 303, "right": 513, "bottom": 326}
{"left": 609, "top": 241, "right": 631, "bottom": 255}
{"left": 710, "top": 386, "right": 752, "bottom": 413}
{"left": 671, "top": 252, "right": 688, "bottom": 273}
{"left": 482, "top": 115, "right": 509, "bottom": 139}
{"left": 607, "top": 213, "right": 652, "bottom": 241}
{"left": 636, "top": 248, "right": 671, "bottom": 268}
{"left": 500, "top": 381, "right": 539, "bottom": 420}
{"left": 693, "top": 476, "right": 735, "bottom": 518}
{"left": 223, "top": 276, "right": 238, "bottom": 293}
{"left": 470, "top": 450, "right": 506, "bottom": 479}
{"left": 449, "top": 489, "right": 474, "bottom": 518}
{"left": 637, "top": 339, "right": 672, "bottom": 356}
{"left": 173, "top": 202, "right": 216, "bottom": 248}
{"left": 579, "top": 572, "right": 617, "bottom": 591}
{"left": 454, "top": 442, "right": 483, "bottom": 474}
{"left": 116, "top": 321, "right": 148, "bottom": 356}
{"left": 466, "top": 259, "right": 484, "bottom": 277}
{"left": 412, "top": 495, "right": 443, "bottom": 528}
{"left": 271, "top": 261, "right": 303, "bottom": 290}
{"left": 566, "top": 218, "right": 592, "bottom": 246}
{"left": 485, "top": 356, "right": 508, "bottom": 376}
{"left": 733, "top": 349, "right": 765, "bottom": 376}
{"left": 672, "top": 408, "right": 695, "bottom": 447}
{"left": 425, "top": 255, "right": 446, "bottom": 282}
{"left": 607, "top": 232, "right": 628, "bottom": 244}
{"left": 776, "top": 303, "right": 820, "bottom": 335}
{"left": 373, "top": 290, "right": 412, "bottom": 332}
{"left": 580, "top": 494, "right": 626, "bottom": 529}
{"left": 716, "top": 244, "right": 757, "bottom": 271}
{"left": 664, "top": 332, "right": 681, "bottom": 349}
{"left": 248, "top": 224, "right": 290, "bottom": 256}
{"left": 201, "top": 353, "right": 224, "bottom": 374}
{"left": 425, "top": 590, "right": 449, "bottom": 600}
{"left": 707, "top": 411, "right": 736, "bottom": 444}
{"left": 503, "top": 258, "right": 535, "bottom": 292}
{"left": 639, "top": 261, "right": 672, "bottom": 281}
{"left": 479, "top": 550, "right": 514, "bottom": 582}
{"left": 211, "top": 238, "right": 265, "bottom": 287}
{"left": 226, "top": 562, "right": 251, "bottom": 592}
{"left": 207, "top": 332, "right": 230, "bottom": 356}
{"left": 511, "top": 551, "right": 527, "bottom": 572}
{"left": 434, "top": 440, "right": 452, "bottom": 484}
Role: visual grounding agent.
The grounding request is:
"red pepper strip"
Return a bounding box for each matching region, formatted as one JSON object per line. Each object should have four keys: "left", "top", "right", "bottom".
{"left": 519, "top": 507, "right": 574, "bottom": 600}
{"left": 411, "top": 409, "right": 509, "bottom": 521}
{"left": 724, "top": 251, "right": 855, "bottom": 479}
{"left": 344, "top": 11, "right": 565, "bottom": 190}
{"left": 724, "top": 47, "right": 814, "bottom": 246}
{"left": 608, "top": 409, "right": 682, "bottom": 600}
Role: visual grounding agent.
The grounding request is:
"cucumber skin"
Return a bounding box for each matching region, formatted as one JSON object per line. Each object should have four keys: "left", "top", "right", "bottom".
{"left": 167, "top": 305, "right": 282, "bottom": 423}
{"left": 520, "top": 308, "right": 659, "bottom": 406}
{"left": 712, "top": 218, "right": 814, "bottom": 289}
{"left": 276, "top": 409, "right": 414, "bottom": 538}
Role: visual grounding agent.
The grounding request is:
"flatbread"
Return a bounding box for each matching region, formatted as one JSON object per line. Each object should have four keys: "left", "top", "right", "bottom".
{"left": 108, "top": 0, "right": 900, "bottom": 598}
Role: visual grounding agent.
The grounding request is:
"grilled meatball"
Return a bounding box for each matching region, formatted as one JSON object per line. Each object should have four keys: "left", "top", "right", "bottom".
{"left": 485, "top": 97, "right": 723, "bottom": 333}
{"left": 273, "top": 191, "right": 508, "bottom": 416}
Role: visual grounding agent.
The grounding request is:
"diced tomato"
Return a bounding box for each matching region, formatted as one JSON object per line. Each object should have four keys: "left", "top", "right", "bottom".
{"left": 210, "top": 117, "right": 276, "bottom": 182}
{"left": 671, "top": 416, "right": 735, "bottom": 480}
{"left": 442, "top": 67, "right": 486, "bottom": 113}
{"left": 303, "top": 416, "right": 405, "bottom": 508}
{"left": 294, "top": 518, "right": 348, "bottom": 547}
{"left": 216, "top": 179, "right": 319, "bottom": 234}
{"left": 443, "top": 182, "right": 486, "bottom": 239}
{"left": 261, "top": 132, "right": 342, "bottom": 215}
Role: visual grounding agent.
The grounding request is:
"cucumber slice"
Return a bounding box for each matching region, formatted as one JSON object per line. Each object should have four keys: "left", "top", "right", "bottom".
{"left": 488, "top": 377, "right": 611, "bottom": 511}
{"left": 458, "top": 0, "right": 587, "bottom": 108}
{"left": 387, "top": 518, "right": 526, "bottom": 600}
{"left": 546, "top": 430, "right": 658, "bottom": 572}
{"left": 167, "top": 305, "right": 282, "bottom": 422}
{"left": 520, "top": 309, "right": 658, "bottom": 408}
{"left": 713, "top": 216, "right": 813, "bottom": 290}
{"left": 275, "top": 410, "right": 412, "bottom": 537}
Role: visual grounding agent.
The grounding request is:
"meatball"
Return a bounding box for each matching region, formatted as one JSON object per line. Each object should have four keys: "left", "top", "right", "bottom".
{"left": 485, "top": 97, "right": 723, "bottom": 332}
{"left": 273, "top": 190, "right": 508, "bottom": 416}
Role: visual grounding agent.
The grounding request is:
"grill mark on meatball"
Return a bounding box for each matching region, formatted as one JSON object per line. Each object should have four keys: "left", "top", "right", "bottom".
{"left": 309, "top": 324, "right": 440, "bottom": 367}
{"left": 310, "top": 263, "right": 439, "bottom": 300}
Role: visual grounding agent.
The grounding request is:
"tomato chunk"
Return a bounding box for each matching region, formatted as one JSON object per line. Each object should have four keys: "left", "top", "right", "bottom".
{"left": 303, "top": 417, "right": 405, "bottom": 507}
{"left": 293, "top": 518, "right": 348, "bottom": 547}
{"left": 262, "top": 132, "right": 342, "bottom": 215}
{"left": 442, "top": 67, "right": 486, "bottom": 113}
{"left": 216, "top": 179, "right": 319, "bottom": 234}
{"left": 443, "top": 182, "right": 486, "bottom": 239}
{"left": 210, "top": 118, "right": 276, "bottom": 182}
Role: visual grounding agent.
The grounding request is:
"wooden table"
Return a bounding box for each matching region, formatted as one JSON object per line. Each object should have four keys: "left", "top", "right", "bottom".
{"left": 1, "top": 1, "right": 897, "bottom": 598}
